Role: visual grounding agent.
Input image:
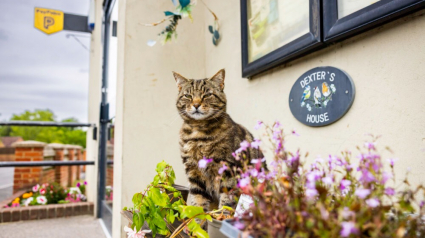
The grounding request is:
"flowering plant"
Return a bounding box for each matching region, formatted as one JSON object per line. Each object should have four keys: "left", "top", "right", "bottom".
{"left": 227, "top": 122, "right": 425, "bottom": 237}
{"left": 123, "top": 161, "right": 232, "bottom": 238}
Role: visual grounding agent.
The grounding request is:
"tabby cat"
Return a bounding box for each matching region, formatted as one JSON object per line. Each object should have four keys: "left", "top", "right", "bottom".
{"left": 173, "top": 69, "right": 263, "bottom": 212}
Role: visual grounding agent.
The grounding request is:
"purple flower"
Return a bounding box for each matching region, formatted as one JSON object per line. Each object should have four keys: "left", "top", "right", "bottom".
{"left": 381, "top": 172, "right": 392, "bottom": 184}
{"left": 340, "top": 222, "right": 358, "bottom": 237}
{"left": 340, "top": 180, "right": 351, "bottom": 190}
{"left": 76, "top": 182, "right": 81, "bottom": 187}
{"left": 218, "top": 164, "right": 228, "bottom": 175}
{"left": 385, "top": 187, "right": 395, "bottom": 196}
{"left": 250, "top": 139, "right": 261, "bottom": 149}
{"left": 198, "top": 157, "right": 213, "bottom": 168}
{"left": 355, "top": 188, "right": 371, "bottom": 199}
{"left": 273, "top": 121, "right": 281, "bottom": 130}
{"left": 322, "top": 176, "right": 333, "bottom": 185}
{"left": 254, "top": 121, "right": 263, "bottom": 130}
{"left": 387, "top": 158, "right": 398, "bottom": 167}
{"left": 291, "top": 129, "right": 300, "bottom": 136}
{"left": 239, "top": 141, "right": 250, "bottom": 151}
{"left": 233, "top": 221, "right": 245, "bottom": 230}
{"left": 238, "top": 177, "right": 250, "bottom": 188}
{"left": 359, "top": 171, "right": 376, "bottom": 183}
{"left": 84, "top": 181, "right": 87, "bottom": 185}
{"left": 420, "top": 201, "right": 425, "bottom": 208}
{"left": 305, "top": 188, "right": 318, "bottom": 199}
{"left": 249, "top": 168, "right": 258, "bottom": 177}
{"left": 364, "top": 142, "right": 376, "bottom": 150}
{"left": 366, "top": 198, "right": 380, "bottom": 208}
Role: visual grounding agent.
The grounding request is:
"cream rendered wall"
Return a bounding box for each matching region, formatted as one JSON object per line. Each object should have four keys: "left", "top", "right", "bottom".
{"left": 203, "top": 1, "right": 425, "bottom": 186}
{"left": 113, "top": 0, "right": 206, "bottom": 236}
{"left": 112, "top": 0, "right": 425, "bottom": 237}
{"left": 86, "top": 0, "right": 104, "bottom": 207}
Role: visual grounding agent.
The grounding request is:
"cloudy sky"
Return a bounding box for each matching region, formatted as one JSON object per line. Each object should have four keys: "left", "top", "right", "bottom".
{"left": 0, "top": 0, "right": 91, "bottom": 122}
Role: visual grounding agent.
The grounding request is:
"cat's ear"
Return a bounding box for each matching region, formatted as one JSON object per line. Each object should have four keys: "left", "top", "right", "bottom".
{"left": 208, "top": 69, "right": 225, "bottom": 90}
{"left": 172, "top": 71, "right": 189, "bottom": 91}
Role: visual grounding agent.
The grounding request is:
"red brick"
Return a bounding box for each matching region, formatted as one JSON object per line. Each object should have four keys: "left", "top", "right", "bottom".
{"left": 11, "top": 209, "right": 20, "bottom": 222}
{"left": 56, "top": 206, "right": 64, "bottom": 218}
{"left": 15, "top": 168, "right": 30, "bottom": 173}
{"left": 33, "top": 148, "right": 43, "bottom": 151}
{"left": 29, "top": 207, "right": 39, "bottom": 220}
{"left": 15, "top": 152, "right": 24, "bottom": 157}
{"left": 23, "top": 152, "right": 42, "bottom": 157}
{"left": 20, "top": 207, "right": 30, "bottom": 221}
{"left": 65, "top": 205, "right": 73, "bottom": 217}
{"left": 31, "top": 168, "right": 42, "bottom": 173}
{"left": 16, "top": 148, "right": 33, "bottom": 152}
{"left": 1, "top": 209, "right": 12, "bottom": 223}
{"left": 14, "top": 174, "right": 21, "bottom": 179}
{"left": 48, "top": 206, "right": 56, "bottom": 219}
{"left": 38, "top": 207, "right": 47, "bottom": 219}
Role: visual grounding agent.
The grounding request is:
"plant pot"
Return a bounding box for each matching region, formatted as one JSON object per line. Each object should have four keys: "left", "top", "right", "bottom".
{"left": 208, "top": 219, "right": 227, "bottom": 238}
{"left": 220, "top": 219, "right": 253, "bottom": 238}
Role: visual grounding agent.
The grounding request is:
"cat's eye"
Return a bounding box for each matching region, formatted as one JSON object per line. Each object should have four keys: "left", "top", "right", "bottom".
{"left": 184, "top": 94, "right": 192, "bottom": 98}
{"left": 204, "top": 93, "right": 212, "bottom": 97}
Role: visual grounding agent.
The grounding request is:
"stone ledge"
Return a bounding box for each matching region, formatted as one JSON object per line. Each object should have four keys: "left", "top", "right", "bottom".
{"left": 0, "top": 202, "right": 94, "bottom": 223}
{"left": 12, "top": 141, "right": 46, "bottom": 148}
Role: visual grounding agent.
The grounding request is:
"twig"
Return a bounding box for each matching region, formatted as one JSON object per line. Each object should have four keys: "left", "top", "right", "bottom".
{"left": 139, "top": 17, "right": 169, "bottom": 27}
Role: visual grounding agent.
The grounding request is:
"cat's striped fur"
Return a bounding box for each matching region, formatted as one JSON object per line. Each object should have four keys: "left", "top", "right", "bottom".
{"left": 173, "top": 69, "right": 262, "bottom": 212}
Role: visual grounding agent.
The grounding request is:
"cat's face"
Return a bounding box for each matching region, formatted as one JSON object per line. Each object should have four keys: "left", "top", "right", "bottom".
{"left": 173, "top": 69, "right": 227, "bottom": 121}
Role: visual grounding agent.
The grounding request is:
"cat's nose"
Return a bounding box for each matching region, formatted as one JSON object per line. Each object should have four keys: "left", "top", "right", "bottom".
{"left": 193, "top": 103, "right": 200, "bottom": 109}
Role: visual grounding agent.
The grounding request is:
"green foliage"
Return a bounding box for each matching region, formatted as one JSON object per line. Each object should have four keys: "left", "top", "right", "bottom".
{"left": 124, "top": 161, "right": 233, "bottom": 238}
{"left": 45, "top": 182, "right": 67, "bottom": 204}
{"left": 0, "top": 109, "right": 86, "bottom": 148}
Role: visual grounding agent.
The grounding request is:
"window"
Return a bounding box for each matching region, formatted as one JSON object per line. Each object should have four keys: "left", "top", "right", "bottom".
{"left": 240, "top": 0, "right": 425, "bottom": 78}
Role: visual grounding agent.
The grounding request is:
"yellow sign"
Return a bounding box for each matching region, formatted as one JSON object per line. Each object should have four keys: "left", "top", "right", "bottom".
{"left": 34, "top": 8, "right": 64, "bottom": 34}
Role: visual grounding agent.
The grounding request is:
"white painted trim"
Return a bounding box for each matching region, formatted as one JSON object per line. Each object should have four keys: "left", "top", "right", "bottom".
{"left": 99, "top": 218, "right": 112, "bottom": 238}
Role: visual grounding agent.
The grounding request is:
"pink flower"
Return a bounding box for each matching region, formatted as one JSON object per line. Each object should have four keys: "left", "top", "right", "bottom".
{"left": 305, "top": 188, "right": 318, "bottom": 199}
{"left": 291, "top": 129, "right": 300, "bottom": 136}
{"left": 254, "top": 121, "right": 263, "bottom": 130}
{"left": 249, "top": 168, "right": 258, "bottom": 177}
{"left": 84, "top": 181, "right": 88, "bottom": 185}
{"left": 239, "top": 141, "right": 250, "bottom": 151}
{"left": 198, "top": 157, "right": 213, "bottom": 168}
{"left": 339, "top": 180, "right": 351, "bottom": 190}
{"left": 341, "top": 207, "right": 354, "bottom": 219}
{"left": 355, "top": 188, "right": 371, "bottom": 199}
{"left": 32, "top": 184, "right": 40, "bottom": 192}
{"left": 273, "top": 121, "right": 281, "bottom": 130}
{"left": 238, "top": 177, "right": 250, "bottom": 188}
{"left": 384, "top": 188, "right": 395, "bottom": 196}
{"left": 218, "top": 164, "right": 228, "bottom": 175}
{"left": 39, "top": 188, "right": 46, "bottom": 195}
{"left": 250, "top": 158, "right": 265, "bottom": 164}
{"left": 364, "top": 142, "right": 376, "bottom": 150}
{"left": 77, "top": 182, "right": 81, "bottom": 187}
{"left": 36, "top": 196, "right": 47, "bottom": 205}
{"left": 366, "top": 198, "right": 380, "bottom": 208}
{"left": 233, "top": 221, "right": 245, "bottom": 230}
{"left": 340, "top": 222, "right": 358, "bottom": 237}
{"left": 123, "top": 226, "right": 151, "bottom": 238}
{"left": 250, "top": 139, "right": 261, "bottom": 149}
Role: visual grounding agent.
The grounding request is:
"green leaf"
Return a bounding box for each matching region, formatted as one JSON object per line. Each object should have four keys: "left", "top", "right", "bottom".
{"left": 164, "top": 11, "right": 176, "bottom": 16}
{"left": 221, "top": 206, "right": 234, "bottom": 212}
{"left": 166, "top": 209, "right": 176, "bottom": 224}
{"left": 153, "top": 212, "right": 167, "bottom": 229}
{"left": 180, "top": 205, "right": 204, "bottom": 219}
{"left": 193, "top": 227, "right": 209, "bottom": 238}
{"left": 132, "top": 193, "right": 142, "bottom": 206}
{"left": 133, "top": 211, "right": 144, "bottom": 232}
{"left": 179, "top": 0, "right": 190, "bottom": 8}
{"left": 213, "top": 30, "right": 220, "bottom": 40}
{"left": 162, "top": 185, "right": 178, "bottom": 192}
{"left": 208, "top": 25, "right": 214, "bottom": 34}
{"left": 149, "top": 187, "right": 167, "bottom": 207}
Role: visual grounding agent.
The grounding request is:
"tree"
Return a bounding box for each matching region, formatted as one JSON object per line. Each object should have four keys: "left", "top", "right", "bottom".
{"left": 0, "top": 109, "right": 86, "bottom": 148}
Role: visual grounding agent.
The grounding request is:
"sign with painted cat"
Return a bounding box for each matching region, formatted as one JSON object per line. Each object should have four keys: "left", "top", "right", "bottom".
{"left": 288, "top": 66, "right": 355, "bottom": 127}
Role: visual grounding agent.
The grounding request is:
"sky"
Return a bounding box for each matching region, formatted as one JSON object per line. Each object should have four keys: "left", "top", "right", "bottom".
{"left": 0, "top": 0, "right": 91, "bottom": 122}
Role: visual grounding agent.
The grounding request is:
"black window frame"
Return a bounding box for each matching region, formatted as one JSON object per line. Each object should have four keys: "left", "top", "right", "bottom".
{"left": 240, "top": 0, "right": 322, "bottom": 78}
{"left": 323, "top": 0, "right": 425, "bottom": 43}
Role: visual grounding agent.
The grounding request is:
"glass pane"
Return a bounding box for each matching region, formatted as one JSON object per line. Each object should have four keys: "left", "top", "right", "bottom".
{"left": 247, "top": 0, "right": 310, "bottom": 63}
{"left": 338, "top": 0, "right": 381, "bottom": 19}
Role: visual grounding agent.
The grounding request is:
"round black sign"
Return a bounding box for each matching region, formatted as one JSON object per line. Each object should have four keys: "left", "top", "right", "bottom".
{"left": 289, "top": 66, "right": 355, "bottom": 127}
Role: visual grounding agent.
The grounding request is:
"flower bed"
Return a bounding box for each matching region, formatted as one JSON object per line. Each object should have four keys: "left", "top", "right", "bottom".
{"left": 3, "top": 182, "right": 87, "bottom": 208}
{"left": 0, "top": 181, "right": 93, "bottom": 223}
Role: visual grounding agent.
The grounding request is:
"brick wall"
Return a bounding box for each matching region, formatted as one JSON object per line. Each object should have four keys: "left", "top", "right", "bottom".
{"left": 12, "top": 141, "right": 46, "bottom": 193}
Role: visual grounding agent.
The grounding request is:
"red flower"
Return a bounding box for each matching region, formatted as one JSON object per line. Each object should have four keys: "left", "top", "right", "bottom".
{"left": 40, "top": 188, "right": 46, "bottom": 195}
